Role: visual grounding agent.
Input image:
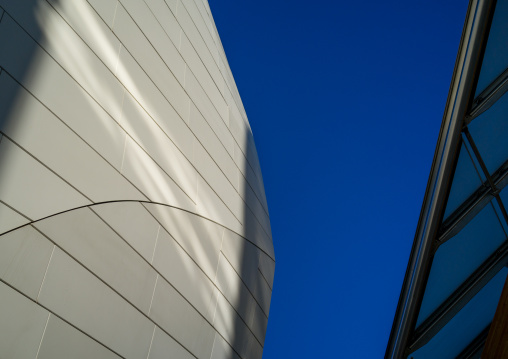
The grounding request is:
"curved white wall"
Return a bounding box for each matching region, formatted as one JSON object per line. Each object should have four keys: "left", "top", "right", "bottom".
{"left": 0, "top": 0, "right": 274, "bottom": 358}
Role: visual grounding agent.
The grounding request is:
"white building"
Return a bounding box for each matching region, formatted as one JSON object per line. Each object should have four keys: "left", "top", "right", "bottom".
{"left": 0, "top": 1, "right": 274, "bottom": 358}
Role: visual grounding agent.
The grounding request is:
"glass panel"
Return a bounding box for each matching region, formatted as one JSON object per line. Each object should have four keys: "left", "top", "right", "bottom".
{"left": 417, "top": 203, "right": 506, "bottom": 325}
{"left": 411, "top": 268, "right": 508, "bottom": 359}
{"left": 475, "top": 0, "right": 508, "bottom": 96}
{"left": 469, "top": 90, "right": 508, "bottom": 174}
{"left": 443, "top": 143, "right": 483, "bottom": 220}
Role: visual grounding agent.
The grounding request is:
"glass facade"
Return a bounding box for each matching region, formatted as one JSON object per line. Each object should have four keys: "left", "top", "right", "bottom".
{"left": 386, "top": 0, "right": 508, "bottom": 357}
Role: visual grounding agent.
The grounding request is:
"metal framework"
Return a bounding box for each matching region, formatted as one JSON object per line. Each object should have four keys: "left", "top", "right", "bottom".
{"left": 385, "top": 0, "right": 501, "bottom": 357}
{"left": 438, "top": 158, "right": 508, "bottom": 245}
{"left": 408, "top": 241, "right": 508, "bottom": 353}
{"left": 467, "top": 67, "right": 508, "bottom": 122}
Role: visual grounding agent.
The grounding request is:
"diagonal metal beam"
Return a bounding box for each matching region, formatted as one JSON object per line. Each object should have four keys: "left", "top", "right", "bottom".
{"left": 438, "top": 159, "right": 508, "bottom": 245}
{"left": 438, "top": 184, "right": 492, "bottom": 245}
{"left": 466, "top": 67, "right": 508, "bottom": 124}
{"left": 463, "top": 127, "right": 508, "bottom": 225}
{"left": 456, "top": 325, "right": 490, "bottom": 359}
{"left": 407, "top": 241, "right": 508, "bottom": 353}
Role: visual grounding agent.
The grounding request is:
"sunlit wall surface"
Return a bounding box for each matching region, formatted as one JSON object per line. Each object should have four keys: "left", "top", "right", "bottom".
{"left": 386, "top": 0, "right": 508, "bottom": 357}
{"left": 0, "top": 0, "right": 274, "bottom": 358}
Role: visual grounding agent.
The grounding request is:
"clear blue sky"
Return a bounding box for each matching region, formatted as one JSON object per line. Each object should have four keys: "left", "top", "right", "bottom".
{"left": 209, "top": 1, "right": 469, "bottom": 357}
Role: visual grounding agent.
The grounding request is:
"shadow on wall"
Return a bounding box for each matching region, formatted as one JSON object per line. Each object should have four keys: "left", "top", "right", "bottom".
{"left": 0, "top": 0, "right": 42, "bottom": 133}
{"left": 232, "top": 129, "right": 275, "bottom": 358}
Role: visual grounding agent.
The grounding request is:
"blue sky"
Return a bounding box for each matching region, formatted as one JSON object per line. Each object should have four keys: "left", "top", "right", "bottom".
{"left": 209, "top": 1, "right": 469, "bottom": 357}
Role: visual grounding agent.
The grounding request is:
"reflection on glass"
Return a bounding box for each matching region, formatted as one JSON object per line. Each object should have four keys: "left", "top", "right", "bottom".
{"left": 417, "top": 204, "right": 506, "bottom": 325}
{"left": 412, "top": 268, "right": 508, "bottom": 359}
{"left": 469, "top": 91, "right": 508, "bottom": 174}
{"left": 442, "top": 143, "right": 483, "bottom": 220}
{"left": 475, "top": 0, "right": 508, "bottom": 96}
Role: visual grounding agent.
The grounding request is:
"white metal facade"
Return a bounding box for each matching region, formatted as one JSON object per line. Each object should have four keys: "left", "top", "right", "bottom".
{"left": 0, "top": 0, "right": 274, "bottom": 358}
